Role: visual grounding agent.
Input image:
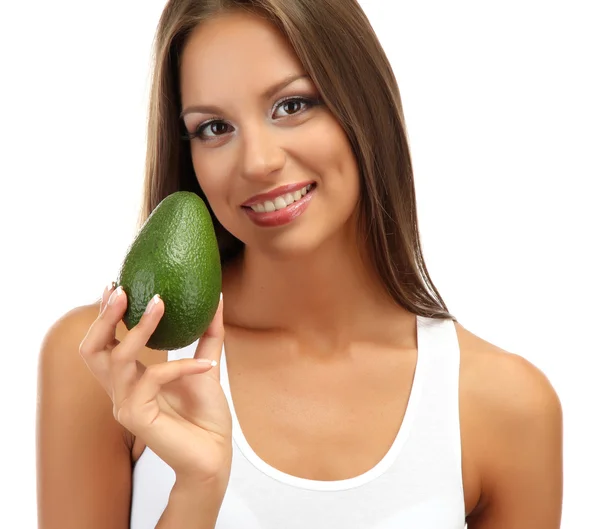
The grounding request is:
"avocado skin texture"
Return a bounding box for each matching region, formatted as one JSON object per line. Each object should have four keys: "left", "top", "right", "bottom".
{"left": 116, "top": 191, "right": 222, "bottom": 351}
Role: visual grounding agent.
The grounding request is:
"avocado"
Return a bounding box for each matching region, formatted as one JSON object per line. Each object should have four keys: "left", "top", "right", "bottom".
{"left": 115, "top": 191, "right": 222, "bottom": 351}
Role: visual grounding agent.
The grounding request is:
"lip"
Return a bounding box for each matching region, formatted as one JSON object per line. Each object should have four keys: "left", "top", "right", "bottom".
{"left": 241, "top": 181, "right": 315, "bottom": 207}
{"left": 243, "top": 184, "right": 316, "bottom": 228}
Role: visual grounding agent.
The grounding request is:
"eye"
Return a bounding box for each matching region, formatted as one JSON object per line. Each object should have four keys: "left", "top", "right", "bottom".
{"left": 198, "top": 120, "right": 233, "bottom": 139}
{"left": 183, "top": 119, "right": 233, "bottom": 141}
{"left": 272, "top": 97, "right": 318, "bottom": 119}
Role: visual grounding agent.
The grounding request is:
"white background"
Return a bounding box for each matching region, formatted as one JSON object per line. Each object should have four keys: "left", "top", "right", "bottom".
{"left": 0, "top": 1, "right": 598, "bottom": 527}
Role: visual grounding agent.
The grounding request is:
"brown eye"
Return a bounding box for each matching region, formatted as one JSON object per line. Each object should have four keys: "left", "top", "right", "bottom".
{"left": 191, "top": 120, "right": 233, "bottom": 140}
{"left": 208, "top": 122, "right": 230, "bottom": 135}
{"left": 282, "top": 100, "right": 303, "bottom": 114}
{"left": 273, "top": 97, "right": 316, "bottom": 119}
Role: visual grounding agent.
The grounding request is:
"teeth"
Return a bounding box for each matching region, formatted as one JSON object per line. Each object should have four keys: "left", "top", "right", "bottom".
{"left": 249, "top": 184, "right": 313, "bottom": 213}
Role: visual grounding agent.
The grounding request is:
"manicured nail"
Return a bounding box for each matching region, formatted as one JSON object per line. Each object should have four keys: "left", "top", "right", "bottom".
{"left": 197, "top": 359, "right": 218, "bottom": 367}
{"left": 144, "top": 294, "right": 161, "bottom": 314}
{"left": 219, "top": 292, "right": 223, "bottom": 302}
{"left": 108, "top": 286, "right": 123, "bottom": 305}
{"left": 106, "top": 281, "right": 116, "bottom": 295}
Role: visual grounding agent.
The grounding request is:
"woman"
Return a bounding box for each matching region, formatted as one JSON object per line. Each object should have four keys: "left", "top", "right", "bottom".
{"left": 36, "top": 1, "right": 563, "bottom": 528}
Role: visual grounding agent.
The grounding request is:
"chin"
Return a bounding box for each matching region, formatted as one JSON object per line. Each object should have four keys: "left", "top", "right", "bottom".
{"left": 245, "top": 229, "right": 326, "bottom": 261}
{"left": 250, "top": 219, "right": 358, "bottom": 263}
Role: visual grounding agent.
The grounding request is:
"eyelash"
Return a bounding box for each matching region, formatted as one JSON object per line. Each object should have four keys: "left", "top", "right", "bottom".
{"left": 182, "top": 96, "right": 321, "bottom": 142}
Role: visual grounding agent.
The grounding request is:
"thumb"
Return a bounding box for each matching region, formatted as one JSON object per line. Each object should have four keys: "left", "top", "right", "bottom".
{"left": 193, "top": 293, "right": 224, "bottom": 381}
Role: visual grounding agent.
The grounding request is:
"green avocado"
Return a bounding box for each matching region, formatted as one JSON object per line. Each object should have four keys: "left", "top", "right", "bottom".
{"left": 115, "top": 191, "right": 222, "bottom": 351}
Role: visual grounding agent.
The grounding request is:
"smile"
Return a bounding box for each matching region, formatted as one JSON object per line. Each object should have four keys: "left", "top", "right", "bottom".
{"left": 247, "top": 183, "right": 314, "bottom": 213}
{"left": 242, "top": 183, "right": 316, "bottom": 228}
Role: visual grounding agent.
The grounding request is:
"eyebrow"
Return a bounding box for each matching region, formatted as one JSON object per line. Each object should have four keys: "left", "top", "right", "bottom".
{"left": 180, "top": 73, "right": 309, "bottom": 118}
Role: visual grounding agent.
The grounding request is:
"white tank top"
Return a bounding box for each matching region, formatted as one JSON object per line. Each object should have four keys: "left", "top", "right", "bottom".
{"left": 130, "top": 315, "right": 466, "bottom": 528}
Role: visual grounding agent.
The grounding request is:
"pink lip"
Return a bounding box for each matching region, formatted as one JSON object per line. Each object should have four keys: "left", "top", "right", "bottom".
{"left": 241, "top": 181, "right": 315, "bottom": 207}
{"left": 243, "top": 185, "right": 316, "bottom": 228}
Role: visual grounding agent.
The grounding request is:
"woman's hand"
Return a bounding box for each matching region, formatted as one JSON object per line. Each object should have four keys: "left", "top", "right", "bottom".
{"left": 79, "top": 284, "right": 233, "bottom": 486}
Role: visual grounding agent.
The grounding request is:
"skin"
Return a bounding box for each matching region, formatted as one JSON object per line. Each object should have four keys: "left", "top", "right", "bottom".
{"left": 36, "top": 10, "right": 563, "bottom": 529}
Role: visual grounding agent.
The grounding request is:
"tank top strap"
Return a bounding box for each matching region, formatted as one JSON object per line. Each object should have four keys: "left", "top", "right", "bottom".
{"left": 414, "top": 315, "right": 463, "bottom": 475}
{"left": 416, "top": 316, "right": 461, "bottom": 375}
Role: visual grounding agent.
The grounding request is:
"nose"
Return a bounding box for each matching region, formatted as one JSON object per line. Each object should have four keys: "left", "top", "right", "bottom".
{"left": 239, "top": 123, "right": 286, "bottom": 182}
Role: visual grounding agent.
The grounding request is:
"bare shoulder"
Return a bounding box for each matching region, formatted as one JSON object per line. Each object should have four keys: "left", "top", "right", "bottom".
{"left": 38, "top": 301, "right": 166, "bottom": 451}
{"left": 455, "top": 322, "right": 562, "bottom": 418}
{"left": 39, "top": 302, "right": 113, "bottom": 410}
{"left": 454, "top": 321, "right": 563, "bottom": 528}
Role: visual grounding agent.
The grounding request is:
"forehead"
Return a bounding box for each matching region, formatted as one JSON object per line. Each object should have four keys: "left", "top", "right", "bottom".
{"left": 179, "top": 11, "right": 305, "bottom": 98}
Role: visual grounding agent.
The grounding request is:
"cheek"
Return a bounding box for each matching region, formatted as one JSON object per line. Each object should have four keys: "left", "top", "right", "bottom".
{"left": 191, "top": 149, "right": 235, "bottom": 218}
{"left": 308, "top": 122, "right": 360, "bottom": 199}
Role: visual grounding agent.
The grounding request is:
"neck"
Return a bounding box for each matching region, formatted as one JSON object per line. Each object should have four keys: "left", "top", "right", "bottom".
{"left": 222, "top": 233, "right": 409, "bottom": 348}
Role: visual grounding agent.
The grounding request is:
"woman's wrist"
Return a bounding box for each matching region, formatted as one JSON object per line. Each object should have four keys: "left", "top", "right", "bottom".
{"left": 156, "top": 472, "right": 230, "bottom": 529}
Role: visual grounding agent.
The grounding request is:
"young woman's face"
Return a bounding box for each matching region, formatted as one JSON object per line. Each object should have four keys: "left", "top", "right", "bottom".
{"left": 179, "top": 11, "right": 361, "bottom": 257}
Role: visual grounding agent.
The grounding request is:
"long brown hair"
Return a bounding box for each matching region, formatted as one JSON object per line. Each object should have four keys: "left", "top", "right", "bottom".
{"left": 139, "top": 0, "right": 456, "bottom": 321}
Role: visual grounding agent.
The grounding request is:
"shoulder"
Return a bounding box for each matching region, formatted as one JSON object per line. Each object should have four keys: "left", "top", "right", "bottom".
{"left": 38, "top": 303, "right": 167, "bottom": 447}
{"left": 455, "top": 321, "right": 562, "bottom": 426}
{"left": 42, "top": 302, "right": 100, "bottom": 347}
{"left": 454, "top": 321, "right": 563, "bottom": 525}
{"left": 39, "top": 303, "right": 105, "bottom": 396}
{"left": 38, "top": 303, "right": 126, "bottom": 445}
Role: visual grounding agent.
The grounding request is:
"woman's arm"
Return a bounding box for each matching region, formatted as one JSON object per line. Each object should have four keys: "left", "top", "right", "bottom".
{"left": 463, "top": 343, "right": 563, "bottom": 528}
{"left": 38, "top": 289, "right": 231, "bottom": 529}
{"left": 37, "top": 304, "right": 133, "bottom": 529}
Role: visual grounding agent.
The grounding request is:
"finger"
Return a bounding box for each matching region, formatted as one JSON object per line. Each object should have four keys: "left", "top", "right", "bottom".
{"left": 99, "top": 281, "right": 116, "bottom": 315}
{"left": 79, "top": 284, "right": 127, "bottom": 391}
{"left": 111, "top": 293, "right": 165, "bottom": 406}
{"left": 193, "top": 293, "right": 224, "bottom": 382}
{"left": 82, "top": 285, "right": 126, "bottom": 356}
{"left": 116, "top": 358, "right": 216, "bottom": 431}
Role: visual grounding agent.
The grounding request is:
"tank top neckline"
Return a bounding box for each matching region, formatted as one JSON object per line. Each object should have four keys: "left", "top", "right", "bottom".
{"left": 218, "top": 315, "right": 429, "bottom": 492}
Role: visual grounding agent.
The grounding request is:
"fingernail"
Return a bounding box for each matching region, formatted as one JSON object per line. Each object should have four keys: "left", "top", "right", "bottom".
{"left": 144, "top": 294, "right": 161, "bottom": 314}
{"left": 219, "top": 292, "right": 223, "bottom": 302}
{"left": 105, "top": 281, "right": 116, "bottom": 295}
{"left": 108, "top": 286, "right": 123, "bottom": 305}
{"left": 197, "top": 359, "right": 218, "bottom": 367}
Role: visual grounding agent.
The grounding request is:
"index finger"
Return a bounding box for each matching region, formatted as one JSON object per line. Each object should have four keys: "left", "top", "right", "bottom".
{"left": 79, "top": 284, "right": 125, "bottom": 392}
